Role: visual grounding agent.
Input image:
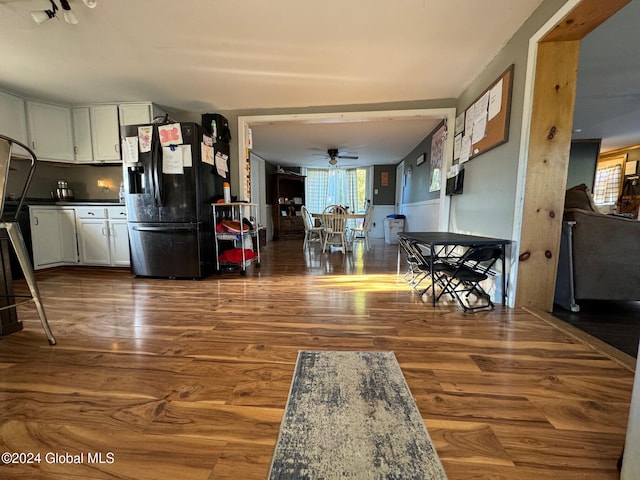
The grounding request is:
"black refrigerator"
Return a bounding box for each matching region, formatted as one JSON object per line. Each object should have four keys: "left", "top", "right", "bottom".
{"left": 121, "top": 122, "right": 219, "bottom": 279}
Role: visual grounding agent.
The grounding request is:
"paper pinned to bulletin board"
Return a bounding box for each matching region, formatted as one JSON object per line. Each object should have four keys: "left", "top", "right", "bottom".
{"left": 457, "top": 64, "right": 514, "bottom": 163}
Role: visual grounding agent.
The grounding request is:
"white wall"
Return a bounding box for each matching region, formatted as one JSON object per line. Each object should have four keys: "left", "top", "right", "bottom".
{"left": 369, "top": 205, "right": 394, "bottom": 238}
{"left": 401, "top": 200, "right": 440, "bottom": 232}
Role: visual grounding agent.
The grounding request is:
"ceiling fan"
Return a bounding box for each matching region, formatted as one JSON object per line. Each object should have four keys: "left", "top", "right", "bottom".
{"left": 326, "top": 148, "right": 359, "bottom": 166}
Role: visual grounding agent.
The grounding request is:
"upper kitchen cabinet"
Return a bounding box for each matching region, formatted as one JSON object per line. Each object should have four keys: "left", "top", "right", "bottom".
{"left": 90, "top": 105, "right": 120, "bottom": 162}
{"left": 119, "top": 102, "right": 167, "bottom": 126}
{"left": 26, "top": 100, "right": 74, "bottom": 162}
{"left": 0, "top": 90, "right": 29, "bottom": 157}
{"left": 72, "top": 107, "right": 93, "bottom": 163}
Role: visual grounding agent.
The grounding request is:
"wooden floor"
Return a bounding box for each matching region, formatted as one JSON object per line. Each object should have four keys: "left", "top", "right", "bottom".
{"left": 553, "top": 300, "right": 640, "bottom": 358}
{"left": 0, "top": 238, "right": 635, "bottom": 479}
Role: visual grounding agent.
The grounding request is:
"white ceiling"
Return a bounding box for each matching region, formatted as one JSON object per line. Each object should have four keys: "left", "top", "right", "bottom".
{"left": 249, "top": 114, "right": 443, "bottom": 168}
{"left": 0, "top": 0, "right": 636, "bottom": 168}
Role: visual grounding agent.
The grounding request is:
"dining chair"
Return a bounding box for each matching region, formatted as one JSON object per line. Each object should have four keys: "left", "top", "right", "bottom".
{"left": 0, "top": 134, "right": 56, "bottom": 344}
{"left": 436, "top": 245, "right": 502, "bottom": 312}
{"left": 321, "top": 204, "right": 347, "bottom": 254}
{"left": 301, "top": 205, "right": 324, "bottom": 250}
{"left": 349, "top": 205, "right": 374, "bottom": 251}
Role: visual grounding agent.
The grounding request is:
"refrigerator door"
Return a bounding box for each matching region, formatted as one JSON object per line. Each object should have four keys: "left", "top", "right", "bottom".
{"left": 128, "top": 223, "right": 205, "bottom": 278}
{"left": 123, "top": 123, "right": 207, "bottom": 224}
{"left": 122, "top": 124, "right": 160, "bottom": 223}
{"left": 157, "top": 123, "right": 199, "bottom": 223}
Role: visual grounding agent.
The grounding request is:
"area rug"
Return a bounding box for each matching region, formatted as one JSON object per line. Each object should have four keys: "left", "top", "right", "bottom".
{"left": 268, "top": 351, "right": 448, "bottom": 479}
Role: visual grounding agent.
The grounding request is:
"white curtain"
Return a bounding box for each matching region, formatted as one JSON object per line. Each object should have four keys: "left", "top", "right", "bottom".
{"left": 304, "top": 168, "right": 360, "bottom": 213}
{"left": 304, "top": 168, "right": 329, "bottom": 214}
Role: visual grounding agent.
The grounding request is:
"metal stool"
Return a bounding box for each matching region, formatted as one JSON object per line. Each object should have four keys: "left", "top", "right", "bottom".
{"left": 0, "top": 134, "right": 55, "bottom": 345}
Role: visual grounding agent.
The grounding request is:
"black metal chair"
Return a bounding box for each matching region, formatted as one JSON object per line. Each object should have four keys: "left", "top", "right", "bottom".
{"left": 398, "top": 236, "right": 450, "bottom": 296}
{"left": 436, "top": 245, "right": 503, "bottom": 312}
{"left": 0, "top": 134, "right": 56, "bottom": 344}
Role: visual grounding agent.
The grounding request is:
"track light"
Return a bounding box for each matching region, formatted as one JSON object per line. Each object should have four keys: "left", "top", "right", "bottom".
{"left": 31, "top": 0, "right": 97, "bottom": 25}
{"left": 60, "top": 0, "right": 78, "bottom": 24}
{"left": 30, "top": 0, "right": 58, "bottom": 24}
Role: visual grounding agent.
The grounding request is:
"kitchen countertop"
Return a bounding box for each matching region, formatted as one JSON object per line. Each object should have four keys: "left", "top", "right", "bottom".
{"left": 4, "top": 198, "right": 125, "bottom": 209}
{"left": 20, "top": 198, "right": 125, "bottom": 207}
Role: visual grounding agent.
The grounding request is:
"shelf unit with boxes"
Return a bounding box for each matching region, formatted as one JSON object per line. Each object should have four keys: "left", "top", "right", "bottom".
{"left": 272, "top": 172, "right": 306, "bottom": 240}
{"left": 212, "top": 202, "right": 261, "bottom": 275}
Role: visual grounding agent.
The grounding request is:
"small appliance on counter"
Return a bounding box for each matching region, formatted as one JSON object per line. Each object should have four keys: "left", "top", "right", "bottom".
{"left": 51, "top": 180, "right": 74, "bottom": 201}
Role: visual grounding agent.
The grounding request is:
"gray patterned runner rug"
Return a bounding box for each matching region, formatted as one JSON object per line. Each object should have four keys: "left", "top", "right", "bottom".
{"left": 268, "top": 351, "right": 448, "bottom": 479}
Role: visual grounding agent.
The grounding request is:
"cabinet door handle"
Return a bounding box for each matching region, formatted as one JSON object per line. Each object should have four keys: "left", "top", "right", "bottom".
{"left": 88, "top": 212, "right": 95, "bottom": 216}
{"left": 34, "top": 216, "right": 39, "bottom": 226}
{"left": 114, "top": 144, "right": 119, "bottom": 153}
{"left": 74, "top": 146, "right": 79, "bottom": 155}
{"left": 101, "top": 227, "right": 109, "bottom": 236}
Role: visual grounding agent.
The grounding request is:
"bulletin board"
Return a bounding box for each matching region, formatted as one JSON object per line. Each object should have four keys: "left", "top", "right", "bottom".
{"left": 454, "top": 64, "right": 514, "bottom": 163}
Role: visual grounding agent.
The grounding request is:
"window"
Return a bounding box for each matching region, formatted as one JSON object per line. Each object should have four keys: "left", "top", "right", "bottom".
{"left": 593, "top": 164, "right": 622, "bottom": 205}
{"left": 303, "top": 167, "right": 370, "bottom": 213}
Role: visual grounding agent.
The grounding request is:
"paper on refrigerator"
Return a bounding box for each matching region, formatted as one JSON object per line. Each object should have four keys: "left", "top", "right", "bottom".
{"left": 215, "top": 151, "right": 229, "bottom": 178}
{"left": 162, "top": 146, "right": 184, "bottom": 174}
{"left": 138, "top": 126, "right": 153, "bottom": 153}
{"left": 182, "top": 144, "right": 192, "bottom": 167}
{"left": 122, "top": 137, "right": 139, "bottom": 165}
{"left": 158, "top": 123, "right": 183, "bottom": 146}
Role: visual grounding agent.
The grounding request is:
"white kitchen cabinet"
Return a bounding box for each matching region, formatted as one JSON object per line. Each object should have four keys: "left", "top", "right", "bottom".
{"left": 59, "top": 209, "right": 79, "bottom": 262}
{"left": 30, "top": 206, "right": 78, "bottom": 269}
{"left": 72, "top": 107, "right": 93, "bottom": 163}
{"left": 109, "top": 209, "right": 130, "bottom": 266}
{"left": 90, "top": 105, "right": 120, "bottom": 162}
{"left": 119, "top": 102, "right": 167, "bottom": 126}
{"left": 0, "top": 89, "right": 29, "bottom": 157}
{"left": 76, "top": 207, "right": 110, "bottom": 265}
{"left": 26, "top": 100, "right": 74, "bottom": 162}
{"left": 76, "top": 206, "right": 129, "bottom": 266}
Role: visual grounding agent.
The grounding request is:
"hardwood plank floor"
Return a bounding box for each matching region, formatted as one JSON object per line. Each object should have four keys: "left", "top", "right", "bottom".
{"left": 553, "top": 300, "right": 640, "bottom": 358}
{"left": 0, "top": 238, "right": 634, "bottom": 479}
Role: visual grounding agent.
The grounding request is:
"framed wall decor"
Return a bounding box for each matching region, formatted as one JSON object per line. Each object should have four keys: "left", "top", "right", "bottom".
{"left": 416, "top": 153, "right": 425, "bottom": 166}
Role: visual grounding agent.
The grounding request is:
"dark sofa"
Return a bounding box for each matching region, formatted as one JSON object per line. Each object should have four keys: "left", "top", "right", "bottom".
{"left": 554, "top": 184, "right": 640, "bottom": 311}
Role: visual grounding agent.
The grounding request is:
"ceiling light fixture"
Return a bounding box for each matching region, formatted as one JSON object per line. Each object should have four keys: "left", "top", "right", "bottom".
{"left": 59, "top": 0, "right": 78, "bottom": 24}
{"left": 30, "top": 0, "right": 58, "bottom": 24}
{"left": 31, "top": 0, "right": 97, "bottom": 25}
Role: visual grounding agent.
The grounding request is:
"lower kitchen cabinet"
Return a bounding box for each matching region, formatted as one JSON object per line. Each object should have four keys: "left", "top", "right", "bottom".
{"left": 76, "top": 209, "right": 110, "bottom": 265}
{"left": 108, "top": 212, "right": 130, "bottom": 266}
{"left": 30, "top": 207, "right": 78, "bottom": 269}
{"left": 75, "top": 206, "right": 130, "bottom": 266}
{"left": 29, "top": 205, "right": 130, "bottom": 270}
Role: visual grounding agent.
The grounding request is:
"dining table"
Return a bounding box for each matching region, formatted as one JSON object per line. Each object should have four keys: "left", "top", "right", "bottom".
{"left": 311, "top": 212, "right": 367, "bottom": 221}
{"left": 311, "top": 211, "right": 367, "bottom": 251}
{"left": 397, "top": 231, "right": 512, "bottom": 307}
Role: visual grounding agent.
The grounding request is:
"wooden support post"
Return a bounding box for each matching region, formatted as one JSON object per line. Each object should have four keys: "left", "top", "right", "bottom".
{"left": 515, "top": 0, "right": 631, "bottom": 310}
{"left": 515, "top": 41, "right": 580, "bottom": 310}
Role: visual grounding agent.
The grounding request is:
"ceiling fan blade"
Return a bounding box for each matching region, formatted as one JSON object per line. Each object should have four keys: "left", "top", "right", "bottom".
{"left": 337, "top": 154, "right": 359, "bottom": 160}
